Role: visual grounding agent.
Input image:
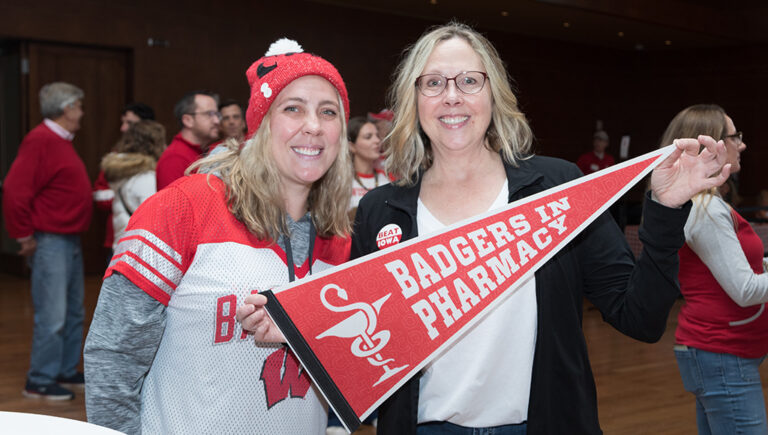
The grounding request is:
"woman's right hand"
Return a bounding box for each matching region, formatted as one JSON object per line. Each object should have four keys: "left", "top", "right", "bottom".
{"left": 236, "top": 293, "right": 287, "bottom": 343}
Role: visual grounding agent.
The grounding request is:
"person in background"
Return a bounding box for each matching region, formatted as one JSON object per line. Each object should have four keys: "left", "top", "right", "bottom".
{"left": 94, "top": 102, "right": 156, "bottom": 262}
{"left": 156, "top": 90, "right": 220, "bottom": 189}
{"left": 368, "top": 108, "right": 394, "bottom": 142}
{"left": 662, "top": 104, "right": 768, "bottom": 435}
{"left": 219, "top": 99, "right": 246, "bottom": 142}
{"left": 369, "top": 108, "right": 395, "bottom": 173}
{"left": 577, "top": 130, "right": 614, "bottom": 175}
{"left": 2, "top": 82, "right": 92, "bottom": 400}
{"left": 120, "top": 102, "right": 156, "bottom": 133}
{"left": 84, "top": 38, "right": 351, "bottom": 434}
{"left": 347, "top": 116, "right": 389, "bottom": 212}
{"left": 101, "top": 120, "right": 166, "bottom": 249}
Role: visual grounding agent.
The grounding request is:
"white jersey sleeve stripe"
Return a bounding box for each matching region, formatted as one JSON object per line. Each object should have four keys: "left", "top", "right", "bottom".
{"left": 112, "top": 237, "right": 184, "bottom": 285}
{"left": 110, "top": 251, "right": 177, "bottom": 298}
{"left": 121, "top": 229, "right": 183, "bottom": 264}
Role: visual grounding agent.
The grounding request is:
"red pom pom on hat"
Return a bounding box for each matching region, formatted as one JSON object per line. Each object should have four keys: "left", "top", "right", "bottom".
{"left": 245, "top": 38, "right": 350, "bottom": 137}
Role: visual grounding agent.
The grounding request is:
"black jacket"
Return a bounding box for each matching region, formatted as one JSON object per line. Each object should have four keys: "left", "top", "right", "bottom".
{"left": 351, "top": 155, "right": 691, "bottom": 435}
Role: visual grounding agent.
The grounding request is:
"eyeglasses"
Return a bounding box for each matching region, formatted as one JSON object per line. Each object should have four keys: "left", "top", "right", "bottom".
{"left": 188, "top": 110, "right": 222, "bottom": 120}
{"left": 723, "top": 131, "right": 743, "bottom": 145}
{"left": 415, "top": 71, "right": 488, "bottom": 97}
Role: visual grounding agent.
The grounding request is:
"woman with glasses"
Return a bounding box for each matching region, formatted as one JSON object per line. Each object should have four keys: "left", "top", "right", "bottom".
{"left": 238, "top": 23, "right": 732, "bottom": 434}
{"left": 348, "top": 23, "right": 732, "bottom": 434}
{"left": 662, "top": 104, "right": 768, "bottom": 435}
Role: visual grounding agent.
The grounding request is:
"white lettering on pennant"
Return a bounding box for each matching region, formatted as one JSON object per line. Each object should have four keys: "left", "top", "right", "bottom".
{"left": 412, "top": 252, "right": 441, "bottom": 289}
{"left": 509, "top": 214, "right": 531, "bottom": 236}
{"left": 426, "top": 244, "right": 458, "bottom": 278}
{"left": 385, "top": 259, "right": 419, "bottom": 299}
{"left": 411, "top": 299, "right": 439, "bottom": 339}
{"left": 467, "top": 228, "right": 495, "bottom": 258}
{"left": 427, "top": 286, "right": 463, "bottom": 328}
{"left": 486, "top": 221, "right": 515, "bottom": 247}
{"left": 449, "top": 236, "right": 476, "bottom": 266}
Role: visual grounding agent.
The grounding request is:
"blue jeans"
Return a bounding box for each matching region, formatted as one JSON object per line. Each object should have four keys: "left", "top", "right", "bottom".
{"left": 675, "top": 345, "right": 768, "bottom": 435}
{"left": 418, "top": 421, "right": 527, "bottom": 435}
{"left": 27, "top": 233, "right": 85, "bottom": 385}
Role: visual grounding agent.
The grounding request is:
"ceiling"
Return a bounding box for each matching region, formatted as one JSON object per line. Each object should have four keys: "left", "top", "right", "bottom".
{"left": 310, "top": 0, "right": 768, "bottom": 51}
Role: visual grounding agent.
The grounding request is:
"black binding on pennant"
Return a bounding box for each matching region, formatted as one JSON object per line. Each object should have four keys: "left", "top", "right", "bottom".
{"left": 262, "top": 290, "right": 362, "bottom": 433}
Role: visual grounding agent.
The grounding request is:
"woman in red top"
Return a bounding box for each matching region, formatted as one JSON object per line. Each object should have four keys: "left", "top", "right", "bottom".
{"left": 662, "top": 104, "right": 768, "bottom": 435}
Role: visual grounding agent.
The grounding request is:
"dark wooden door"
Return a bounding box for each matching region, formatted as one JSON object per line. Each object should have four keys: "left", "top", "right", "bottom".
{"left": 25, "top": 42, "right": 131, "bottom": 275}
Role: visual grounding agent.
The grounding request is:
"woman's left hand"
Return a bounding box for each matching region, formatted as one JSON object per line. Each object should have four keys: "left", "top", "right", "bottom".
{"left": 650, "top": 135, "right": 731, "bottom": 208}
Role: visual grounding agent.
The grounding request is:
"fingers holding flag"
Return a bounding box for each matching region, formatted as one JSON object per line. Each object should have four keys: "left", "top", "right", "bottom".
{"left": 237, "top": 293, "right": 287, "bottom": 343}
{"left": 650, "top": 135, "right": 730, "bottom": 209}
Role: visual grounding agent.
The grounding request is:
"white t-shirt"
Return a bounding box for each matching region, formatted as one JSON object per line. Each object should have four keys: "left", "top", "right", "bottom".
{"left": 349, "top": 170, "right": 390, "bottom": 210}
{"left": 416, "top": 180, "right": 537, "bottom": 427}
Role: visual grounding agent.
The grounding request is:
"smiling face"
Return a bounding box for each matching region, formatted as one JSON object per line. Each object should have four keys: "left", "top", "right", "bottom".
{"left": 350, "top": 122, "right": 381, "bottom": 166}
{"left": 417, "top": 37, "right": 492, "bottom": 158}
{"left": 723, "top": 114, "right": 746, "bottom": 173}
{"left": 268, "top": 75, "right": 342, "bottom": 193}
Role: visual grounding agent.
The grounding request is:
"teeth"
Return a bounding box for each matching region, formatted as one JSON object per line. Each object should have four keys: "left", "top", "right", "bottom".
{"left": 440, "top": 116, "right": 468, "bottom": 125}
{"left": 293, "top": 147, "right": 321, "bottom": 156}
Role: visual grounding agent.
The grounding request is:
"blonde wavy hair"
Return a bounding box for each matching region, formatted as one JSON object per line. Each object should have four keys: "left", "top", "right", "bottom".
{"left": 386, "top": 21, "right": 533, "bottom": 185}
{"left": 659, "top": 104, "right": 728, "bottom": 210}
{"left": 189, "top": 94, "right": 352, "bottom": 241}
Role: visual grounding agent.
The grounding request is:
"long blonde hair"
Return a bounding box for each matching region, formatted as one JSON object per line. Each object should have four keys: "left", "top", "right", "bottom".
{"left": 386, "top": 21, "right": 533, "bottom": 185}
{"left": 659, "top": 104, "right": 728, "bottom": 210}
{"left": 190, "top": 95, "right": 352, "bottom": 241}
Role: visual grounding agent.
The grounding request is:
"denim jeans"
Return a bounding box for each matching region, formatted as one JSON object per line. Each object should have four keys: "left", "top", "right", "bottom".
{"left": 27, "top": 232, "right": 85, "bottom": 385}
{"left": 674, "top": 345, "right": 768, "bottom": 435}
{"left": 417, "top": 421, "right": 527, "bottom": 435}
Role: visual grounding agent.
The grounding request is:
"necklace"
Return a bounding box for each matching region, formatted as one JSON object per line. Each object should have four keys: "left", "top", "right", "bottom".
{"left": 354, "top": 171, "right": 379, "bottom": 192}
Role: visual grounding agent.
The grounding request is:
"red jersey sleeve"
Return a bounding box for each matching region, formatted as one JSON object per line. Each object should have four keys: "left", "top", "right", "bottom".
{"left": 105, "top": 184, "right": 197, "bottom": 305}
{"left": 92, "top": 170, "right": 114, "bottom": 211}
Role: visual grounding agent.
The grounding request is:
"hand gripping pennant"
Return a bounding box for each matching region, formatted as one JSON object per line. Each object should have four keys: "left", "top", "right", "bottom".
{"left": 263, "top": 145, "right": 676, "bottom": 433}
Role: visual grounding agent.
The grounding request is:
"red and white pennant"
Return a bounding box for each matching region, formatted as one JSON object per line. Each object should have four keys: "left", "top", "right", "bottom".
{"left": 264, "top": 144, "right": 676, "bottom": 433}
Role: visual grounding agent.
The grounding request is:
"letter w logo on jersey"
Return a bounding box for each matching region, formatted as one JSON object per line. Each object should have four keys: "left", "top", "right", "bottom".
{"left": 260, "top": 346, "right": 311, "bottom": 409}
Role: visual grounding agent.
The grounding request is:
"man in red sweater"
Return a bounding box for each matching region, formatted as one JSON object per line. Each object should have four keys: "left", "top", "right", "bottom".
{"left": 2, "top": 82, "right": 92, "bottom": 400}
{"left": 156, "top": 91, "right": 220, "bottom": 190}
{"left": 576, "top": 130, "right": 615, "bottom": 175}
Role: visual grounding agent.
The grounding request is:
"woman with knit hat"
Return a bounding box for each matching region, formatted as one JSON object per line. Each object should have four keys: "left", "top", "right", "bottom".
{"left": 84, "top": 39, "right": 352, "bottom": 434}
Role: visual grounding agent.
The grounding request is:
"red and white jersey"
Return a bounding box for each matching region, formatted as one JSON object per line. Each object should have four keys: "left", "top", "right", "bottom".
{"left": 105, "top": 174, "right": 350, "bottom": 434}
{"left": 350, "top": 170, "right": 390, "bottom": 210}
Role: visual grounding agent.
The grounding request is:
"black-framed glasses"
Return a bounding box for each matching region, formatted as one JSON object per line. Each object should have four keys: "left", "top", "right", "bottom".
{"left": 415, "top": 71, "right": 488, "bottom": 97}
{"left": 723, "top": 131, "right": 743, "bottom": 145}
{"left": 188, "top": 110, "right": 222, "bottom": 120}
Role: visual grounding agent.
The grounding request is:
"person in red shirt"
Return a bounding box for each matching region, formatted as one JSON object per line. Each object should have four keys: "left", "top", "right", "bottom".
{"left": 665, "top": 104, "right": 768, "bottom": 434}
{"left": 2, "top": 82, "right": 92, "bottom": 400}
{"left": 576, "top": 130, "right": 615, "bottom": 175}
{"left": 156, "top": 91, "right": 220, "bottom": 190}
